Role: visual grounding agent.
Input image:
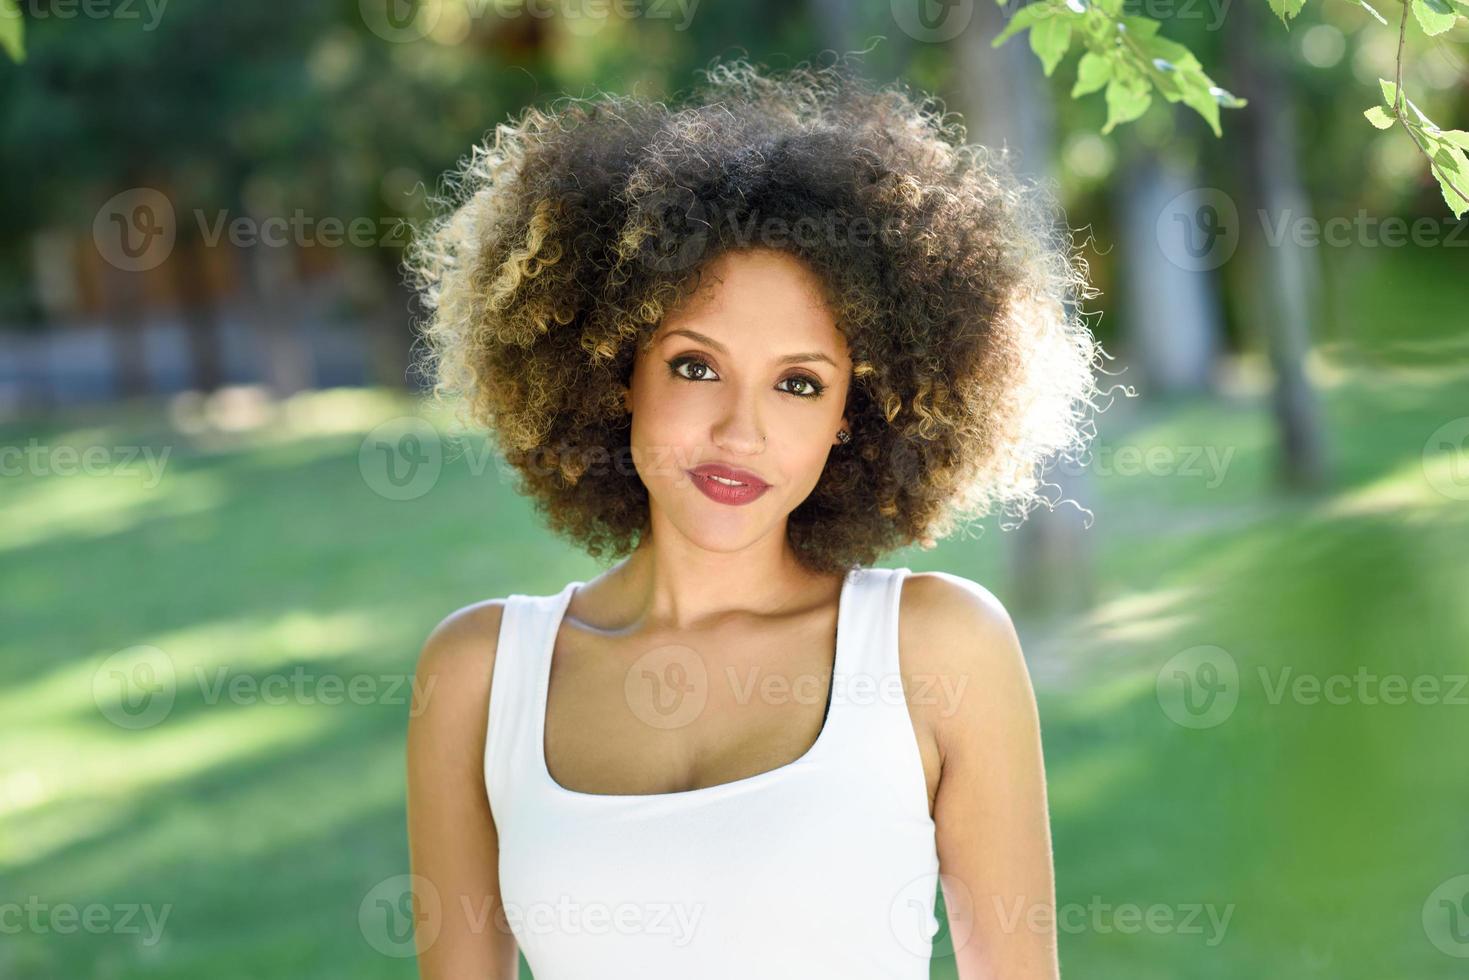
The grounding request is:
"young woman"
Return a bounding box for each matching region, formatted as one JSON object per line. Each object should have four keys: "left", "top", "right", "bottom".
{"left": 404, "top": 58, "right": 1101, "bottom": 979}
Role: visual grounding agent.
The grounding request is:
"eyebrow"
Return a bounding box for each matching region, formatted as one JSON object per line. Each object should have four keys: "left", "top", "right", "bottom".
{"left": 660, "top": 328, "right": 838, "bottom": 369}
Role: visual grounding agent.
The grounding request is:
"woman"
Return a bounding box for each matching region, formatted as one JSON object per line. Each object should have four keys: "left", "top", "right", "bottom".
{"left": 404, "top": 57, "right": 1101, "bottom": 979}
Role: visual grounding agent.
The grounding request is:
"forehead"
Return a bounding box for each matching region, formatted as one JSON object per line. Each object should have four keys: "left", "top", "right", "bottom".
{"left": 655, "top": 249, "right": 846, "bottom": 353}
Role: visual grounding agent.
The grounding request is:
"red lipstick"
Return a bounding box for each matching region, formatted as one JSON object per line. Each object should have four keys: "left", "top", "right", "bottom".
{"left": 686, "top": 463, "right": 771, "bottom": 506}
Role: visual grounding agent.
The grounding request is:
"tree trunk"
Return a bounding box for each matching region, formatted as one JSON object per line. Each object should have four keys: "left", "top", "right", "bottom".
{"left": 241, "top": 224, "right": 314, "bottom": 398}
{"left": 101, "top": 258, "right": 150, "bottom": 400}
{"left": 1115, "top": 141, "right": 1224, "bottom": 395}
{"left": 172, "top": 235, "right": 225, "bottom": 393}
{"left": 1224, "top": 0, "right": 1331, "bottom": 488}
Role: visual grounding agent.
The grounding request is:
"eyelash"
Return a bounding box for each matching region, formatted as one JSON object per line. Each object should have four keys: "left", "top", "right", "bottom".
{"left": 666, "top": 355, "right": 826, "bottom": 399}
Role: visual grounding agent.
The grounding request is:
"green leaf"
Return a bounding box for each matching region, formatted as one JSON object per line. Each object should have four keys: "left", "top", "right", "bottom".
{"left": 992, "top": 2, "right": 1057, "bottom": 47}
{"left": 1412, "top": 0, "right": 1458, "bottom": 35}
{"left": 1429, "top": 144, "right": 1469, "bottom": 217}
{"left": 1101, "top": 77, "right": 1152, "bottom": 134}
{"left": 0, "top": 0, "right": 25, "bottom": 64}
{"left": 1147, "top": 61, "right": 1185, "bottom": 100}
{"left": 1135, "top": 32, "right": 1204, "bottom": 73}
{"left": 1179, "top": 79, "right": 1223, "bottom": 136}
{"left": 1267, "top": 0, "right": 1308, "bottom": 25}
{"left": 1436, "top": 129, "right": 1469, "bottom": 151}
{"left": 1117, "top": 14, "right": 1163, "bottom": 38}
{"left": 1030, "top": 15, "right": 1074, "bottom": 77}
{"left": 1072, "top": 51, "right": 1114, "bottom": 97}
{"left": 1379, "top": 78, "right": 1437, "bottom": 129}
{"left": 1363, "top": 105, "right": 1396, "bottom": 129}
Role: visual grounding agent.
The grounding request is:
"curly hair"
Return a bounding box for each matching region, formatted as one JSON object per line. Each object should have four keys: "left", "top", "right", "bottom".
{"left": 405, "top": 56, "right": 1105, "bottom": 575}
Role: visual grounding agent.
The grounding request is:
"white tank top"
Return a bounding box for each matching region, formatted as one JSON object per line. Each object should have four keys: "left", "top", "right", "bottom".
{"left": 483, "top": 564, "right": 942, "bottom": 977}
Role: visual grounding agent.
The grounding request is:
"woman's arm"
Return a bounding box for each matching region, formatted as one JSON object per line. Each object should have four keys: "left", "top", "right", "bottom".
{"left": 907, "top": 573, "right": 1060, "bottom": 979}
{"left": 406, "top": 600, "right": 520, "bottom": 979}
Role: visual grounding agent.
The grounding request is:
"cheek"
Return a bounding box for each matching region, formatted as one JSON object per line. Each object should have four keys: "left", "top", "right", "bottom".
{"left": 630, "top": 383, "right": 696, "bottom": 444}
{"left": 798, "top": 435, "right": 838, "bottom": 479}
{"left": 771, "top": 419, "right": 840, "bottom": 481}
{"left": 628, "top": 378, "right": 702, "bottom": 482}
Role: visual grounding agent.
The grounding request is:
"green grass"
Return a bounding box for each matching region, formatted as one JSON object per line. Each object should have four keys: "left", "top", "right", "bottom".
{"left": 2, "top": 352, "right": 1467, "bottom": 978}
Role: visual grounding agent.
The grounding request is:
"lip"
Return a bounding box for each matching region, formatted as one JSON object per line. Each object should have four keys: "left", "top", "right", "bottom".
{"left": 686, "top": 463, "right": 771, "bottom": 507}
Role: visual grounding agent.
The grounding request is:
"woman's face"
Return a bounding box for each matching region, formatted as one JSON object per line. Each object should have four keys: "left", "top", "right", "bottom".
{"left": 626, "top": 247, "right": 853, "bottom": 554}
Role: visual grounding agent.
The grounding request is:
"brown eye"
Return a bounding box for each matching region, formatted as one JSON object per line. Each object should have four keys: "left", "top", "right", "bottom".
{"left": 668, "top": 356, "right": 718, "bottom": 382}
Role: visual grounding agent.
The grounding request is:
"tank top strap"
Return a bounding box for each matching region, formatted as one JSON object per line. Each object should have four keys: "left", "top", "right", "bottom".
{"left": 833, "top": 565, "right": 912, "bottom": 696}
{"left": 828, "top": 565, "right": 931, "bottom": 823}
{"left": 483, "top": 583, "right": 580, "bottom": 822}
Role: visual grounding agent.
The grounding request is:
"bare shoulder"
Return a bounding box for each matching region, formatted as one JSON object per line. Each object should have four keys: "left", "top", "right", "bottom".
{"left": 897, "top": 571, "right": 1036, "bottom": 755}
{"left": 418, "top": 598, "right": 509, "bottom": 677}
{"left": 899, "top": 570, "right": 1024, "bottom": 670}
{"left": 408, "top": 598, "right": 510, "bottom": 735}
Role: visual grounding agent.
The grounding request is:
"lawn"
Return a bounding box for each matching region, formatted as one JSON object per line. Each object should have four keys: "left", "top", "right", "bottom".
{"left": 3, "top": 339, "right": 1466, "bottom": 977}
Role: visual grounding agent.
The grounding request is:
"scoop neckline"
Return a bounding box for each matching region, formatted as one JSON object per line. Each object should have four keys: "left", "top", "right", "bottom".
{"left": 536, "top": 566, "right": 861, "bottom": 803}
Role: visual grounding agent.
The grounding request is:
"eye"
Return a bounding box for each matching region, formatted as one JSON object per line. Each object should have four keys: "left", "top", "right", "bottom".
{"left": 778, "top": 374, "right": 826, "bottom": 399}
{"left": 667, "top": 355, "right": 718, "bottom": 383}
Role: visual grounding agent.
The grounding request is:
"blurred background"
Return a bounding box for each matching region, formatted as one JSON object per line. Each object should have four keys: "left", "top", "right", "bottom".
{"left": 3, "top": 1, "right": 1467, "bottom": 977}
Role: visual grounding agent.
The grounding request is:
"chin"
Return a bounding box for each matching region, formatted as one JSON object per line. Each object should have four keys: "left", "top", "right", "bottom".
{"left": 658, "top": 487, "right": 785, "bottom": 542}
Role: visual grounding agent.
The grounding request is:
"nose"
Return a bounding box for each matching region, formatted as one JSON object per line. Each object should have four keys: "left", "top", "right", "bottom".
{"left": 710, "top": 383, "right": 765, "bottom": 455}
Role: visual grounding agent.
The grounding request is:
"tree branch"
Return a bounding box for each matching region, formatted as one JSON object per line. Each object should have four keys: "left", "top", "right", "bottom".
{"left": 1391, "top": 0, "right": 1469, "bottom": 206}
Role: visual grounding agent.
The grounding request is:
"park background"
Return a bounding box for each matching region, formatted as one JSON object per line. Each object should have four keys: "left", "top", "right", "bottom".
{"left": 2, "top": 0, "right": 1467, "bottom": 977}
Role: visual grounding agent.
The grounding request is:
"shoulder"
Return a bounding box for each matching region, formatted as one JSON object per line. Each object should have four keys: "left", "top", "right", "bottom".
{"left": 418, "top": 598, "right": 509, "bottom": 675}
{"left": 898, "top": 570, "right": 1022, "bottom": 667}
{"left": 896, "top": 570, "right": 1036, "bottom": 755}
{"left": 416, "top": 598, "right": 509, "bottom": 689}
{"left": 407, "top": 598, "right": 510, "bottom": 738}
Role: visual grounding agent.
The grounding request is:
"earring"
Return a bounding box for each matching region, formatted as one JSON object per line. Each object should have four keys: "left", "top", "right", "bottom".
{"left": 836, "top": 429, "right": 851, "bottom": 444}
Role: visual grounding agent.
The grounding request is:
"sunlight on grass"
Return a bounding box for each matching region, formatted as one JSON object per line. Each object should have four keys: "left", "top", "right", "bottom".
{"left": 164, "top": 385, "right": 417, "bottom": 441}
{"left": 0, "top": 386, "right": 433, "bottom": 554}
{"left": 0, "top": 609, "right": 383, "bottom": 727}
{"left": 0, "top": 458, "right": 227, "bottom": 553}
{"left": 1027, "top": 584, "right": 1202, "bottom": 690}
{"left": 4, "top": 705, "right": 334, "bottom": 867}
{"left": 1319, "top": 453, "right": 1469, "bottom": 521}
{"left": 1086, "top": 588, "right": 1201, "bottom": 648}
